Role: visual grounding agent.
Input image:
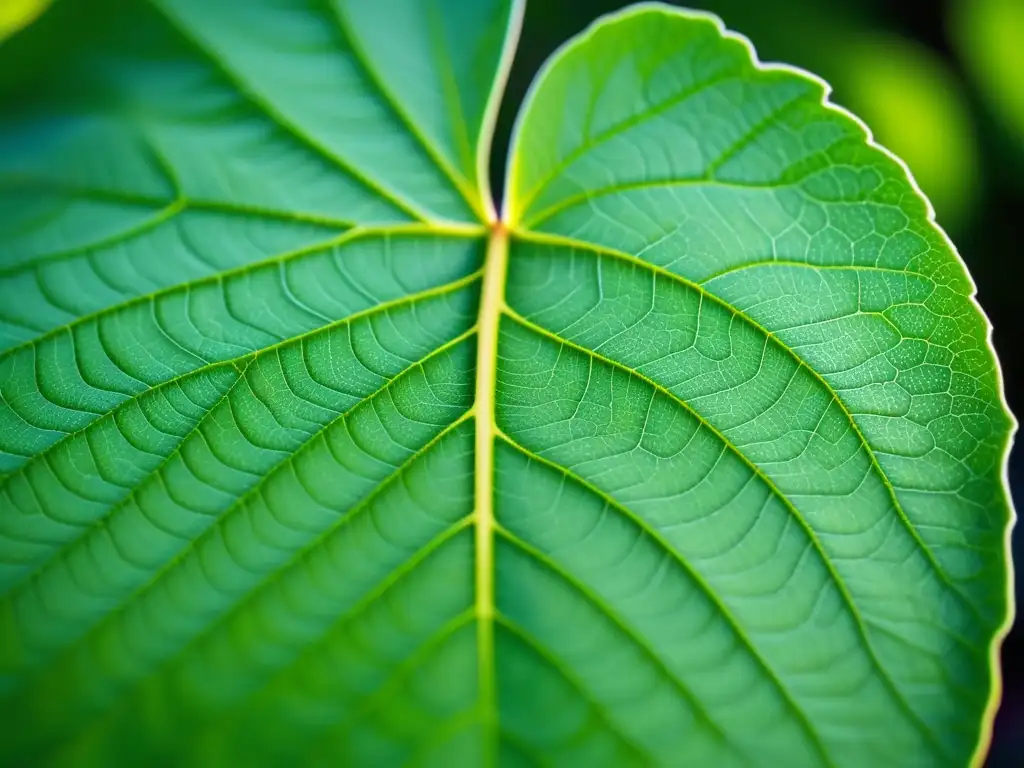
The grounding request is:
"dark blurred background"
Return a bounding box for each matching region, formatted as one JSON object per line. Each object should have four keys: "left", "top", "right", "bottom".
{"left": 492, "top": 0, "right": 1023, "bottom": 764}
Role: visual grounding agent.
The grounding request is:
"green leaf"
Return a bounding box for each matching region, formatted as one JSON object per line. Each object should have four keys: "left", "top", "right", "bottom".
{"left": 823, "top": 33, "right": 981, "bottom": 232}
{"left": 0, "top": 2, "right": 1014, "bottom": 766}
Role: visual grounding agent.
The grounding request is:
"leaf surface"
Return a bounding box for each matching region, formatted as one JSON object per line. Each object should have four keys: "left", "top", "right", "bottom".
{"left": 0, "top": 1, "right": 1013, "bottom": 766}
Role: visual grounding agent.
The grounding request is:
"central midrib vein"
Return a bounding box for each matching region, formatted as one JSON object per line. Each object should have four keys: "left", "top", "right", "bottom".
{"left": 474, "top": 222, "right": 509, "bottom": 764}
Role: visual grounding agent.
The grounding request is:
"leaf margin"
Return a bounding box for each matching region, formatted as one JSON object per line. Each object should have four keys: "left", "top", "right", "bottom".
{"left": 0, "top": 0, "right": 1015, "bottom": 763}
{"left": 499, "top": 3, "right": 1019, "bottom": 765}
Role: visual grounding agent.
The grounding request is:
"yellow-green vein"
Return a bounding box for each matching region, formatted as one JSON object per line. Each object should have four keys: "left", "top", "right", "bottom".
{"left": 501, "top": 301, "right": 948, "bottom": 760}
{"left": 329, "top": 3, "right": 485, "bottom": 222}
{"left": 492, "top": 520, "right": 732, "bottom": 750}
{"left": 473, "top": 224, "right": 509, "bottom": 767}
{"left": 494, "top": 424, "right": 833, "bottom": 766}
{"left": 510, "top": 227, "right": 973, "bottom": 616}
{"left": 148, "top": 0, "right": 434, "bottom": 224}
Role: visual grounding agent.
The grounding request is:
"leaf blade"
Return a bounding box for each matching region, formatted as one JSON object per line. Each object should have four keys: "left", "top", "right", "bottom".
{"left": 0, "top": 1, "right": 1013, "bottom": 766}
{"left": 504, "top": 4, "right": 1013, "bottom": 765}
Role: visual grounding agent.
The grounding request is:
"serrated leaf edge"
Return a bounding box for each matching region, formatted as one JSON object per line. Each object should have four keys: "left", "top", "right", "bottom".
{"left": 497, "top": 3, "right": 1018, "bottom": 765}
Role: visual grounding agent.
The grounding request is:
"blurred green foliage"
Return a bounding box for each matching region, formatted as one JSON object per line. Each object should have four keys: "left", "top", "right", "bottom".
{"left": 0, "top": 0, "right": 50, "bottom": 41}
{"left": 951, "top": 0, "right": 1024, "bottom": 145}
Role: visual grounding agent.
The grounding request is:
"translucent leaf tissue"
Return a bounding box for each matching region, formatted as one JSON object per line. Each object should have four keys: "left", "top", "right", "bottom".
{"left": 0, "top": 1, "right": 1014, "bottom": 766}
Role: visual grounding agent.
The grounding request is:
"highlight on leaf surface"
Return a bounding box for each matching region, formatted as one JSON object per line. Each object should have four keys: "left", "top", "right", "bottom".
{"left": 0, "top": 1, "right": 1014, "bottom": 766}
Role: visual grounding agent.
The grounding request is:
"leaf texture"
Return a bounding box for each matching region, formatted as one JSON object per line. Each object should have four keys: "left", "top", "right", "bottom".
{"left": 0, "top": 1, "right": 1014, "bottom": 766}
